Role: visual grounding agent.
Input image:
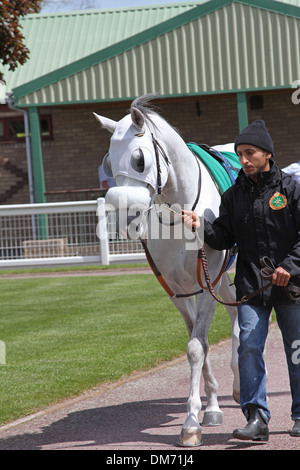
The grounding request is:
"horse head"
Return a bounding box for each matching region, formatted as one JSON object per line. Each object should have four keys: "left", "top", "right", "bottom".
{"left": 94, "top": 97, "right": 171, "bottom": 207}
{"left": 94, "top": 96, "right": 174, "bottom": 237}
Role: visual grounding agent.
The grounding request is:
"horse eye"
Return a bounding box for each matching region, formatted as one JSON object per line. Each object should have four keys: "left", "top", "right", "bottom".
{"left": 131, "top": 148, "right": 145, "bottom": 173}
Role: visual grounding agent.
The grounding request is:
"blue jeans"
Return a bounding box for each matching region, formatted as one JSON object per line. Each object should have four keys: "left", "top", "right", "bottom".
{"left": 238, "top": 302, "right": 300, "bottom": 423}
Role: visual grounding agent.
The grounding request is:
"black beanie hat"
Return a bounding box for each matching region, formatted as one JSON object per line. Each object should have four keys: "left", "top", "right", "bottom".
{"left": 234, "top": 120, "right": 274, "bottom": 155}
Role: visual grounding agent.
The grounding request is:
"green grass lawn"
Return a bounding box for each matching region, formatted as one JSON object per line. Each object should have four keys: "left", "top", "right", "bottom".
{"left": 0, "top": 272, "right": 231, "bottom": 426}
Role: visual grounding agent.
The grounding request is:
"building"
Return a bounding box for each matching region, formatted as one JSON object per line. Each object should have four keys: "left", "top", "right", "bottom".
{"left": 1, "top": 0, "right": 300, "bottom": 204}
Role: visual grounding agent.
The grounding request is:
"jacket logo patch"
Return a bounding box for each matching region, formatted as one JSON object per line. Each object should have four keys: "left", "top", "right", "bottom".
{"left": 269, "top": 192, "right": 287, "bottom": 210}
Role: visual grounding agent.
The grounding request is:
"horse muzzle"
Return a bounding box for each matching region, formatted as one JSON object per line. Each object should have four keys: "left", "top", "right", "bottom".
{"left": 105, "top": 186, "right": 151, "bottom": 240}
{"left": 105, "top": 185, "right": 151, "bottom": 209}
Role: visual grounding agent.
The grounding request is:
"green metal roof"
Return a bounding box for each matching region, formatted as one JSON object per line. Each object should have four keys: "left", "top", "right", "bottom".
{"left": 2, "top": 0, "right": 300, "bottom": 105}
{"left": 1, "top": 1, "right": 204, "bottom": 92}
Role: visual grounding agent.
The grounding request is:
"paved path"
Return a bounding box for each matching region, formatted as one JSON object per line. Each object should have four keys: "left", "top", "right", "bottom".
{"left": 0, "top": 267, "right": 152, "bottom": 279}
{"left": 0, "top": 323, "right": 299, "bottom": 451}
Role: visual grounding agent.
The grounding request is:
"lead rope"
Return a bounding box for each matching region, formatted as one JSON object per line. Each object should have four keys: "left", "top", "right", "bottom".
{"left": 198, "top": 247, "right": 245, "bottom": 306}
{"left": 198, "top": 251, "right": 293, "bottom": 307}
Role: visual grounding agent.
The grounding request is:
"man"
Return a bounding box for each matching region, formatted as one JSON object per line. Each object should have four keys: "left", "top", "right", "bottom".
{"left": 183, "top": 120, "right": 300, "bottom": 440}
{"left": 98, "top": 162, "right": 116, "bottom": 190}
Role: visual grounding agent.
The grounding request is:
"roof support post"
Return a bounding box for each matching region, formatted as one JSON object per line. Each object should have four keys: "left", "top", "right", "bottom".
{"left": 237, "top": 91, "right": 248, "bottom": 132}
{"left": 28, "top": 107, "right": 46, "bottom": 203}
{"left": 28, "top": 107, "right": 48, "bottom": 239}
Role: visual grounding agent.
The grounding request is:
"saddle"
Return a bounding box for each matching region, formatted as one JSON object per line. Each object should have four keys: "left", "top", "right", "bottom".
{"left": 186, "top": 142, "right": 241, "bottom": 194}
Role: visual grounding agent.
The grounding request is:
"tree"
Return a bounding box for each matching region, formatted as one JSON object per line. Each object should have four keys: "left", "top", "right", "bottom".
{"left": 0, "top": 0, "right": 42, "bottom": 82}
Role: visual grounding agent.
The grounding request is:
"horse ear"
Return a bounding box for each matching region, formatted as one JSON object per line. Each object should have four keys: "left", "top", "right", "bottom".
{"left": 130, "top": 107, "right": 145, "bottom": 131}
{"left": 93, "top": 113, "right": 116, "bottom": 133}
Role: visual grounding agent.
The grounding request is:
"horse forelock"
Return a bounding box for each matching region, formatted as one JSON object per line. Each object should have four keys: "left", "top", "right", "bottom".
{"left": 130, "top": 95, "right": 182, "bottom": 139}
{"left": 128, "top": 94, "right": 160, "bottom": 132}
{"left": 130, "top": 94, "right": 159, "bottom": 117}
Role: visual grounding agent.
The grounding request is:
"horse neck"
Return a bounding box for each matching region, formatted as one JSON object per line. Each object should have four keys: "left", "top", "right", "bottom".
{"left": 154, "top": 123, "right": 201, "bottom": 207}
{"left": 154, "top": 125, "right": 221, "bottom": 217}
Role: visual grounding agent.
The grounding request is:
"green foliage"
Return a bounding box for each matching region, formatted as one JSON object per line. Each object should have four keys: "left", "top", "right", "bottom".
{"left": 0, "top": 0, "right": 42, "bottom": 81}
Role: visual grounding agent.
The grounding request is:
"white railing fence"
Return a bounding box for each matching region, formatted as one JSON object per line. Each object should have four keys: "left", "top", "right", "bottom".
{"left": 0, "top": 198, "right": 145, "bottom": 268}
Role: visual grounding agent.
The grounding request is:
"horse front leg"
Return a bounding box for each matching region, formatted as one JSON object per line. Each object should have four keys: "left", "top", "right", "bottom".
{"left": 178, "top": 294, "right": 221, "bottom": 446}
{"left": 171, "top": 296, "right": 203, "bottom": 446}
{"left": 201, "top": 352, "right": 223, "bottom": 426}
{"left": 179, "top": 335, "right": 204, "bottom": 446}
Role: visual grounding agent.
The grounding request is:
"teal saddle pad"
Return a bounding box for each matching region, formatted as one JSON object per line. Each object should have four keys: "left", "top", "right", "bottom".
{"left": 187, "top": 142, "right": 241, "bottom": 193}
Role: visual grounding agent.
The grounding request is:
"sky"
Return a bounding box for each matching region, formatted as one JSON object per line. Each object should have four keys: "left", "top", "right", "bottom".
{"left": 41, "top": 0, "right": 194, "bottom": 13}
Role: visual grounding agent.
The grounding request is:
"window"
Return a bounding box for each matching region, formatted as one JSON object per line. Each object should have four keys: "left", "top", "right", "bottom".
{"left": 9, "top": 119, "right": 25, "bottom": 139}
{"left": 0, "top": 121, "right": 4, "bottom": 139}
{"left": 0, "top": 115, "right": 53, "bottom": 143}
{"left": 250, "top": 95, "right": 264, "bottom": 110}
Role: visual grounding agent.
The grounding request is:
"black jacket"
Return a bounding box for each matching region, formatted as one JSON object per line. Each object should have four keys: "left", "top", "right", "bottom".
{"left": 204, "top": 160, "right": 300, "bottom": 306}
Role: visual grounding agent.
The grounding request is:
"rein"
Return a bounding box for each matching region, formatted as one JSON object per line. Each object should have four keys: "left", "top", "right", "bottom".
{"left": 151, "top": 133, "right": 170, "bottom": 194}
{"left": 198, "top": 254, "right": 300, "bottom": 306}
{"left": 141, "top": 135, "right": 230, "bottom": 300}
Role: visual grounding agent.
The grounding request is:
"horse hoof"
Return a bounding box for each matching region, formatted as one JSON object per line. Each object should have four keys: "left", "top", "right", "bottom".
{"left": 178, "top": 428, "right": 202, "bottom": 447}
{"left": 201, "top": 411, "right": 223, "bottom": 426}
{"left": 233, "top": 390, "right": 240, "bottom": 404}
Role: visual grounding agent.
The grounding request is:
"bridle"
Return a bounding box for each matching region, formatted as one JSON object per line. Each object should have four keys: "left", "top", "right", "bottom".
{"left": 140, "top": 134, "right": 235, "bottom": 302}
{"left": 151, "top": 133, "right": 201, "bottom": 221}
{"left": 151, "top": 133, "right": 167, "bottom": 195}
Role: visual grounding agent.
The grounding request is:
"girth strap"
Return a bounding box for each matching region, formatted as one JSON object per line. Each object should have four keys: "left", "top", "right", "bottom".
{"left": 140, "top": 238, "right": 230, "bottom": 300}
{"left": 140, "top": 238, "right": 203, "bottom": 298}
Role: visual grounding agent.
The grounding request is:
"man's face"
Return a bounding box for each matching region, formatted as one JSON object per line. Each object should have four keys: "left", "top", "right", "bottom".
{"left": 236, "top": 144, "right": 272, "bottom": 181}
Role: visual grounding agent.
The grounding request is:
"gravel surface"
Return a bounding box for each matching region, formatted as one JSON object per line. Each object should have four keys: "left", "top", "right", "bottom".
{"left": 0, "top": 323, "right": 299, "bottom": 451}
